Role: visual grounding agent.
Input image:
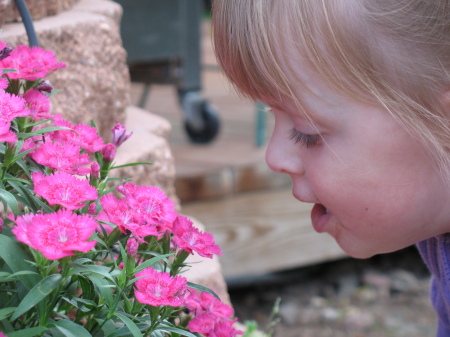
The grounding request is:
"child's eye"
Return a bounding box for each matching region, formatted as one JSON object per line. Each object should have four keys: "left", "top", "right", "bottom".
{"left": 289, "top": 128, "right": 321, "bottom": 148}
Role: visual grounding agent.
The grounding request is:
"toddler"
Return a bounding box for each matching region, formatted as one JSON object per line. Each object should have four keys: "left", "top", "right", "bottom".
{"left": 212, "top": 0, "right": 450, "bottom": 335}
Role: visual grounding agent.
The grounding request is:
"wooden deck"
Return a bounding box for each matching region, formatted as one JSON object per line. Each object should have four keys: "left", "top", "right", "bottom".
{"left": 129, "top": 20, "right": 347, "bottom": 281}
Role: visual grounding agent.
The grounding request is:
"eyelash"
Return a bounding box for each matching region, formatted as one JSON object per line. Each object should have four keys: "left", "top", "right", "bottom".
{"left": 289, "top": 128, "right": 321, "bottom": 148}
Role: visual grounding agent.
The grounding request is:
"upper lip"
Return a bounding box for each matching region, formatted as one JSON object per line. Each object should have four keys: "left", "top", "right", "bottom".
{"left": 292, "top": 192, "right": 320, "bottom": 205}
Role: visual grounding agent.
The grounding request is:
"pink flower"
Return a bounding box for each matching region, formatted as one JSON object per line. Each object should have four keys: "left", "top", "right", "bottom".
{"left": 9, "top": 213, "right": 35, "bottom": 245}
{"left": 0, "top": 77, "right": 8, "bottom": 89}
{"left": 188, "top": 314, "right": 243, "bottom": 337}
{"left": 0, "top": 45, "right": 66, "bottom": 81}
{"left": 188, "top": 313, "right": 217, "bottom": 335}
{"left": 23, "top": 89, "right": 52, "bottom": 120}
{"left": 50, "top": 119, "right": 104, "bottom": 153}
{"left": 184, "top": 290, "right": 233, "bottom": 319}
{"left": 72, "top": 123, "right": 104, "bottom": 153}
{"left": 0, "top": 332, "right": 9, "bottom": 337}
{"left": 30, "top": 140, "right": 91, "bottom": 175}
{"left": 134, "top": 267, "right": 187, "bottom": 307}
{"left": 111, "top": 121, "right": 132, "bottom": 147}
{"left": 99, "top": 193, "right": 142, "bottom": 233}
{"left": 95, "top": 211, "right": 114, "bottom": 234}
{"left": 118, "top": 182, "right": 177, "bottom": 233}
{"left": 0, "top": 90, "right": 30, "bottom": 123}
{"left": 0, "top": 121, "right": 17, "bottom": 143}
{"left": 209, "top": 319, "right": 243, "bottom": 337}
{"left": 12, "top": 210, "right": 98, "bottom": 260}
{"left": 32, "top": 171, "right": 98, "bottom": 210}
{"left": 173, "top": 215, "right": 221, "bottom": 258}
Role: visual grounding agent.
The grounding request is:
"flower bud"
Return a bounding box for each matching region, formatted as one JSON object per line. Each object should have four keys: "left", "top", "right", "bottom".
{"left": 111, "top": 121, "right": 132, "bottom": 147}
{"left": 35, "top": 80, "right": 53, "bottom": 93}
{"left": 126, "top": 238, "right": 139, "bottom": 256}
{"left": 101, "top": 143, "right": 116, "bottom": 162}
{"left": 0, "top": 45, "right": 12, "bottom": 61}
{"left": 90, "top": 161, "right": 100, "bottom": 178}
{"left": 88, "top": 203, "right": 97, "bottom": 215}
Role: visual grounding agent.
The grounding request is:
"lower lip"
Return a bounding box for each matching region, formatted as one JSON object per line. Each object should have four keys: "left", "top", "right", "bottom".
{"left": 311, "top": 203, "right": 332, "bottom": 233}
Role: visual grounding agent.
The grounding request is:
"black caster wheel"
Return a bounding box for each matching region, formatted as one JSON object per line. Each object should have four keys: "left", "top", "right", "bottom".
{"left": 184, "top": 101, "right": 220, "bottom": 144}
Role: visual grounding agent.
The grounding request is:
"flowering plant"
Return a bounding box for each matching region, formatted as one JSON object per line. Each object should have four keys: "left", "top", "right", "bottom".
{"left": 0, "top": 41, "right": 243, "bottom": 337}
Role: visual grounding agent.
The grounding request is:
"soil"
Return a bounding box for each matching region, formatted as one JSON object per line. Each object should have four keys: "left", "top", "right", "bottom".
{"left": 228, "top": 246, "right": 437, "bottom": 337}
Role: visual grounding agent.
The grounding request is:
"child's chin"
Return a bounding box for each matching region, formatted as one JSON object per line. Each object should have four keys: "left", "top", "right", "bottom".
{"left": 338, "top": 243, "right": 378, "bottom": 260}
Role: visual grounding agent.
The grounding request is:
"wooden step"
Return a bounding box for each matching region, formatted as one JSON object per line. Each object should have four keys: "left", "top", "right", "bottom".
{"left": 181, "top": 187, "right": 348, "bottom": 280}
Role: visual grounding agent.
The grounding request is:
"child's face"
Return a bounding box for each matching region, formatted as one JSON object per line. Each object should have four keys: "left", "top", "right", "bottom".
{"left": 265, "top": 66, "right": 450, "bottom": 258}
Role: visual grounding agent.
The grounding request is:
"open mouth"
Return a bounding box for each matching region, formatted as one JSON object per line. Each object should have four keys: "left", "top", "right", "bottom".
{"left": 311, "top": 203, "right": 332, "bottom": 233}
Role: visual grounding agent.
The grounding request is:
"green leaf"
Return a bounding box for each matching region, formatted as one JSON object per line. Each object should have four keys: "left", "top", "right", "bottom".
{"left": 133, "top": 254, "right": 173, "bottom": 274}
{"left": 32, "top": 196, "right": 54, "bottom": 213}
{"left": 7, "top": 145, "right": 37, "bottom": 167}
{"left": 71, "top": 264, "right": 116, "bottom": 282}
{"left": 95, "top": 318, "right": 117, "bottom": 336}
{"left": 16, "top": 126, "right": 72, "bottom": 140}
{"left": 0, "top": 189, "right": 19, "bottom": 215}
{"left": 13, "top": 158, "right": 32, "bottom": 178}
{"left": 3, "top": 174, "right": 31, "bottom": 185}
{"left": 0, "top": 307, "right": 16, "bottom": 320}
{"left": 88, "top": 274, "right": 114, "bottom": 307}
{"left": 49, "top": 319, "right": 92, "bottom": 337}
{"left": 0, "top": 234, "right": 40, "bottom": 290}
{"left": 6, "top": 270, "right": 39, "bottom": 279}
{"left": 187, "top": 282, "right": 221, "bottom": 300}
{"left": 2, "top": 69, "right": 16, "bottom": 74}
{"left": 5, "top": 178, "right": 37, "bottom": 212}
{"left": 6, "top": 326, "right": 47, "bottom": 337}
{"left": 156, "top": 325, "right": 197, "bottom": 337}
{"left": 112, "top": 312, "right": 143, "bottom": 337}
{"left": 11, "top": 274, "right": 62, "bottom": 320}
{"left": 111, "top": 162, "right": 153, "bottom": 170}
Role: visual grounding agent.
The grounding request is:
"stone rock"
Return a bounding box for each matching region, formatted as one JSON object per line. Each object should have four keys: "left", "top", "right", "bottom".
{"left": 389, "top": 269, "right": 422, "bottom": 293}
{"left": 0, "top": 0, "right": 130, "bottom": 139}
{"left": 0, "top": 0, "right": 11, "bottom": 27}
{"left": 114, "top": 106, "right": 178, "bottom": 207}
{"left": 2, "top": 0, "right": 80, "bottom": 24}
{"left": 279, "top": 301, "right": 301, "bottom": 326}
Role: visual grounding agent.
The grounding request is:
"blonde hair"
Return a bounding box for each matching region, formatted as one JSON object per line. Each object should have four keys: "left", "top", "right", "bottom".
{"left": 212, "top": 0, "right": 450, "bottom": 179}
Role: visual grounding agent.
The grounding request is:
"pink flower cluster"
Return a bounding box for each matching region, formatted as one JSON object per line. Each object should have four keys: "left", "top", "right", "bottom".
{"left": 0, "top": 41, "right": 234, "bottom": 335}
{"left": 23, "top": 117, "right": 105, "bottom": 175}
{"left": 185, "top": 290, "right": 244, "bottom": 337}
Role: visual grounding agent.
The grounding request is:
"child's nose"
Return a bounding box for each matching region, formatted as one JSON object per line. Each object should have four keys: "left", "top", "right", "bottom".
{"left": 265, "top": 129, "right": 304, "bottom": 176}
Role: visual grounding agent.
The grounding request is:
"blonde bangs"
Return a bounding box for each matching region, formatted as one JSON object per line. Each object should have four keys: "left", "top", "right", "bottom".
{"left": 212, "top": 0, "right": 295, "bottom": 103}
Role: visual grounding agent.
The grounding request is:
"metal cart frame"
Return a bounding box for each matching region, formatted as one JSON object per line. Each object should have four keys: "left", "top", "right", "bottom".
{"left": 115, "top": 0, "right": 220, "bottom": 143}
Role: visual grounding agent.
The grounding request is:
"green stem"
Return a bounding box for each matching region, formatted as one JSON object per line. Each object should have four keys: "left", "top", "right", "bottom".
{"left": 171, "top": 250, "right": 190, "bottom": 276}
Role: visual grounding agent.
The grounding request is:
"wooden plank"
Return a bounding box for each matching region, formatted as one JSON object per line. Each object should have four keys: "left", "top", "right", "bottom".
{"left": 181, "top": 187, "right": 348, "bottom": 280}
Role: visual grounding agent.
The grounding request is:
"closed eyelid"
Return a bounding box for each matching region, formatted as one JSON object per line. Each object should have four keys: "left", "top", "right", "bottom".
{"left": 288, "top": 128, "right": 321, "bottom": 148}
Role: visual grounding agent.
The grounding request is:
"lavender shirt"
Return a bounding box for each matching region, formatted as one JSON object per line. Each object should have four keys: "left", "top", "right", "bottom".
{"left": 416, "top": 234, "right": 450, "bottom": 337}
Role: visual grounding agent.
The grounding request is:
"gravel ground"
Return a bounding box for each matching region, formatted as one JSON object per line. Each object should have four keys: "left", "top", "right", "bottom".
{"left": 228, "top": 246, "right": 437, "bottom": 337}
